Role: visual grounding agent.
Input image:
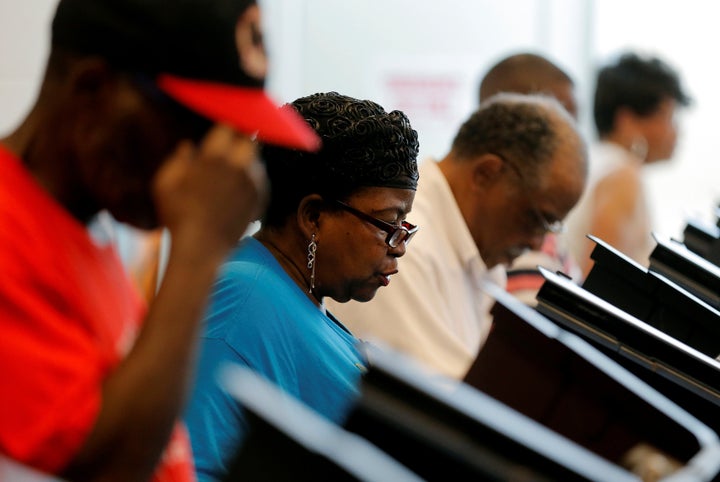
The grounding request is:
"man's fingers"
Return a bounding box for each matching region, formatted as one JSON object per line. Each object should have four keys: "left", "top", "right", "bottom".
{"left": 227, "top": 133, "right": 259, "bottom": 168}
{"left": 197, "top": 124, "right": 258, "bottom": 168}
{"left": 197, "top": 125, "right": 234, "bottom": 163}
{"left": 154, "top": 140, "right": 194, "bottom": 192}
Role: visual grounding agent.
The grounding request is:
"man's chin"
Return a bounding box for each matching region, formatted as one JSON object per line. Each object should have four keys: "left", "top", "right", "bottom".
{"left": 112, "top": 210, "right": 160, "bottom": 231}
{"left": 129, "top": 219, "right": 160, "bottom": 231}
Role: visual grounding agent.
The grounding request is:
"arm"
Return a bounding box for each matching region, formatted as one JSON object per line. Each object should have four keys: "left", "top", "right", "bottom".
{"left": 62, "top": 127, "right": 267, "bottom": 481}
{"left": 579, "top": 166, "right": 645, "bottom": 278}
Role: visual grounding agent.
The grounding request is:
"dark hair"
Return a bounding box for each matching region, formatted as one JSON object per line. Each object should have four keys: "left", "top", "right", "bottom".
{"left": 261, "top": 92, "right": 419, "bottom": 227}
{"left": 593, "top": 52, "right": 691, "bottom": 136}
{"left": 451, "top": 93, "right": 565, "bottom": 184}
{"left": 479, "top": 52, "right": 573, "bottom": 104}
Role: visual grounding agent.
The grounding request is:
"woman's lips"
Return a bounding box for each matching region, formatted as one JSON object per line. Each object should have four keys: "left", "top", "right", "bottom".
{"left": 379, "top": 270, "right": 398, "bottom": 286}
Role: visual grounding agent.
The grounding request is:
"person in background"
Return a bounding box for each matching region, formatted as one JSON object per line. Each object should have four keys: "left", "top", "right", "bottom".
{"left": 479, "top": 52, "right": 578, "bottom": 118}
{"left": 563, "top": 52, "right": 691, "bottom": 278}
{"left": 328, "top": 93, "right": 587, "bottom": 379}
{"left": 479, "top": 52, "right": 584, "bottom": 305}
{"left": 184, "top": 92, "right": 420, "bottom": 482}
{"left": 0, "top": 0, "right": 319, "bottom": 480}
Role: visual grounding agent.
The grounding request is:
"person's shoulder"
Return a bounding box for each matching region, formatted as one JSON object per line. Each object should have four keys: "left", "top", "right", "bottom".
{"left": 595, "top": 162, "right": 641, "bottom": 195}
{"left": 217, "top": 238, "right": 276, "bottom": 284}
{"left": 207, "top": 241, "right": 281, "bottom": 320}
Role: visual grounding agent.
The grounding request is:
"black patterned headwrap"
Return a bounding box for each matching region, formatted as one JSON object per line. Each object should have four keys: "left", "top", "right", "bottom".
{"left": 261, "top": 92, "right": 419, "bottom": 226}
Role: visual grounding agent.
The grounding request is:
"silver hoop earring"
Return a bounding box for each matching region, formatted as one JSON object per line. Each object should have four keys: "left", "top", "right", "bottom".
{"left": 307, "top": 233, "right": 317, "bottom": 294}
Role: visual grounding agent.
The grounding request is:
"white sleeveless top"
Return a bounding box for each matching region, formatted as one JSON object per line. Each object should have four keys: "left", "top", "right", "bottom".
{"left": 562, "top": 141, "right": 654, "bottom": 272}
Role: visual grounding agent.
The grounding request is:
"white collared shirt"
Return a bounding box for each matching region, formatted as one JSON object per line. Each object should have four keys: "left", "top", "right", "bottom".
{"left": 327, "top": 160, "right": 506, "bottom": 379}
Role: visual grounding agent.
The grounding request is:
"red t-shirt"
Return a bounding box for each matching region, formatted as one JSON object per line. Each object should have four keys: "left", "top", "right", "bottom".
{"left": 0, "top": 145, "right": 194, "bottom": 481}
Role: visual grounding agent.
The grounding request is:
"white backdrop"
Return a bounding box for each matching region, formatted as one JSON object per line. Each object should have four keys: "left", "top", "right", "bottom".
{"left": 262, "top": 0, "right": 594, "bottom": 161}
{"left": 0, "top": 0, "right": 716, "bottom": 247}
{"left": 592, "top": 0, "right": 720, "bottom": 238}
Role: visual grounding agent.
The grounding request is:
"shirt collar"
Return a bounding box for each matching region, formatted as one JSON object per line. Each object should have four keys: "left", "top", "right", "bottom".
{"left": 418, "top": 159, "right": 484, "bottom": 268}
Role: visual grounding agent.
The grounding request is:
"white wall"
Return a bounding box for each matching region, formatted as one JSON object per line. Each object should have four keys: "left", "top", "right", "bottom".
{"left": 263, "top": 0, "right": 594, "bottom": 161}
{"left": 0, "top": 0, "right": 56, "bottom": 136}
{"left": 262, "top": 0, "right": 720, "bottom": 241}
{"left": 1, "top": 0, "right": 715, "bottom": 252}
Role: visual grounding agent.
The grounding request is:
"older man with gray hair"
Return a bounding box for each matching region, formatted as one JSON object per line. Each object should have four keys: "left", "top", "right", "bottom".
{"left": 329, "top": 93, "right": 587, "bottom": 378}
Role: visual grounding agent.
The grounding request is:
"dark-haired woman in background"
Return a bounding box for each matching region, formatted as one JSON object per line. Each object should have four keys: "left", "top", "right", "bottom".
{"left": 563, "top": 52, "right": 691, "bottom": 278}
{"left": 184, "top": 92, "right": 420, "bottom": 481}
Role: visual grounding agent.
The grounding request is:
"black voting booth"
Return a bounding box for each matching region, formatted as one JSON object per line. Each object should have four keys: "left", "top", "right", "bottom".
{"left": 582, "top": 234, "right": 720, "bottom": 357}
{"left": 216, "top": 288, "right": 720, "bottom": 482}
{"left": 535, "top": 262, "right": 720, "bottom": 444}
{"left": 683, "top": 219, "right": 720, "bottom": 267}
{"left": 465, "top": 284, "right": 720, "bottom": 481}
{"left": 648, "top": 233, "right": 720, "bottom": 310}
{"left": 219, "top": 365, "right": 423, "bottom": 482}
{"left": 342, "top": 343, "right": 637, "bottom": 482}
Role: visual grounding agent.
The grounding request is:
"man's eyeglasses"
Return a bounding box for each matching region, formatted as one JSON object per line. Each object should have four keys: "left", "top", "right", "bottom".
{"left": 333, "top": 200, "right": 418, "bottom": 248}
{"left": 498, "top": 154, "right": 565, "bottom": 235}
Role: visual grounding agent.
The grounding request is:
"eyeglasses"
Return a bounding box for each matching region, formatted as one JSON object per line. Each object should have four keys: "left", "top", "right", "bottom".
{"left": 333, "top": 200, "right": 418, "bottom": 248}
{"left": 498, "top": 154, "right": 565, "bottom": 235}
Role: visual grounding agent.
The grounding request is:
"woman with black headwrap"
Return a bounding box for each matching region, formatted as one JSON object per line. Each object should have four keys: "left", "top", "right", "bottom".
{"left": 184, "top": 92, "right": 420, "bottom": 481}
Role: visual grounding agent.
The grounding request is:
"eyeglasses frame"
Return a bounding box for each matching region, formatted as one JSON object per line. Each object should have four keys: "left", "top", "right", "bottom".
{"left": 333, "top": 200, "right": 418, "bottom": 248}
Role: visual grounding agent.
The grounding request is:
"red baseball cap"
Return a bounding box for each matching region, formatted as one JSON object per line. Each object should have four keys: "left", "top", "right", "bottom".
{"left": 158, "top": 76, "right": 319, "bottom": 151}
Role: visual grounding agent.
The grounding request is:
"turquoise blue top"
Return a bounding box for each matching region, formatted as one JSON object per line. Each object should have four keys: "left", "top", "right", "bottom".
{"left": 184, "top": 237, "right": 365, "bottom": 482}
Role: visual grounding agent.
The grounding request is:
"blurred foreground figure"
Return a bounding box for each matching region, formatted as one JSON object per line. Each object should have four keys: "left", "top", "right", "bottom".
{"left": 0, "top": 0, "right": 318, "bottom": 480}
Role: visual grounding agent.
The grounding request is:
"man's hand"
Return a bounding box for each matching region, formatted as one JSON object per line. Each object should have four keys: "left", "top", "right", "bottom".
{"left": 63, "top": 126, "right": 269, "bottom": 482}
{"left": 153, "top": 125, "right": 268, "bottom": 260}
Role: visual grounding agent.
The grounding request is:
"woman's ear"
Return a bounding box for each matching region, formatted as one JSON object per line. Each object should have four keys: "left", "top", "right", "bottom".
{"left": 297, "top": 194, "right": 324, "bottom": 238}
{"left": 472, "top": 153, "right": 504, "bottom": 190}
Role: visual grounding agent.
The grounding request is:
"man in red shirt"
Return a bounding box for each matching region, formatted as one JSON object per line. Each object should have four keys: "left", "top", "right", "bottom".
{"left": 0, "top": 0, "right": 319, "bottom": 480}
